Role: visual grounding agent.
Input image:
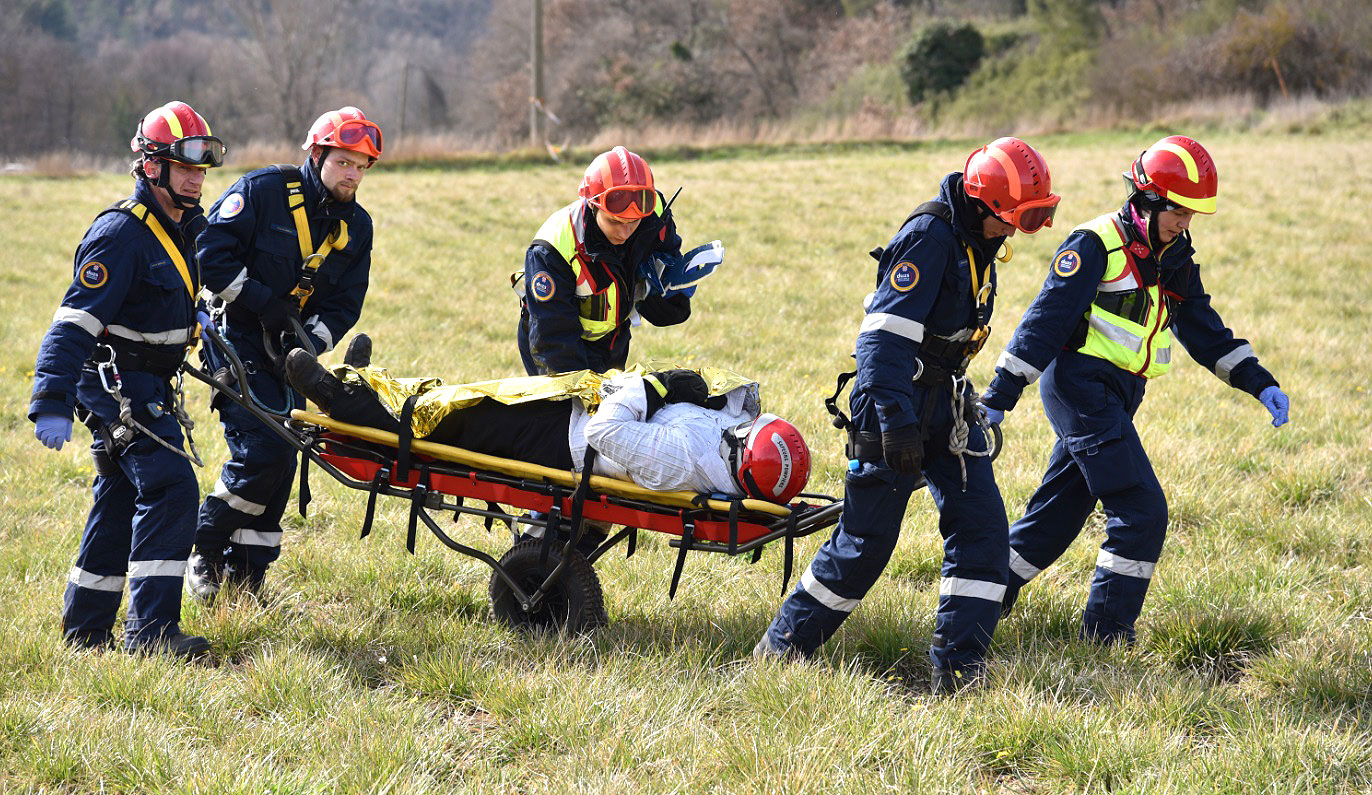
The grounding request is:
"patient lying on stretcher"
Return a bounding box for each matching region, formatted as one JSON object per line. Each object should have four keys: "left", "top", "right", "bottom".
{"left": 284, "top": 348, "right": 811, "bottom": 504}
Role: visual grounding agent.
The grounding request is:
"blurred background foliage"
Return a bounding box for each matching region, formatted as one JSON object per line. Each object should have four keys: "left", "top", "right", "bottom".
{"left": 2, "top": 0, "right": 1370, "bottom": 162}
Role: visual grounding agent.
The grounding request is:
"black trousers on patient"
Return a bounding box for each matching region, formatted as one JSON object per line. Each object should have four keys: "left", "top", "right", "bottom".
{"left": 330, "top": 388, "right": 576, "bottom": 471}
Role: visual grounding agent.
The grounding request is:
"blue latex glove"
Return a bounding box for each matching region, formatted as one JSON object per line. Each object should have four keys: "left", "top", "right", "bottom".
{"left": 981, "top": 404, "right": 1005, "bottom": 426}
{"left": 658, "top": 240, "right": 724, "bottom": 297}
{"left": 35, "top": 414, "right": 73, "bottom": 451}
{"left": 1259, "top": 385, "right": 1289, "bottom": 427}
{"left": 196, "top": 310, "right": 216, "bottom": 335}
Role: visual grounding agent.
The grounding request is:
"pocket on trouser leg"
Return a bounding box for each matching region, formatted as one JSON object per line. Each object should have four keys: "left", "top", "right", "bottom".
{"left": 1066, "top": 426, "right": 1146, "bottom": 497}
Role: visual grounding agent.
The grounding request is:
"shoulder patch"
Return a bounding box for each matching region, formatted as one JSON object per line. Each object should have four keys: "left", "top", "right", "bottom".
{"left": 78, "top": 261, "right": 108, "bottom": 289}
{"left": 531, "top": 271, "right": 556, "bottom": 302}
{"left": 889, "top": 262, "right": 920, "bottom": 292}
{"left": 220, "top": 192, "right": 245, "bottom": 219}
{"left": 1052, "top": 249, "right": 1081, "bottom": 278}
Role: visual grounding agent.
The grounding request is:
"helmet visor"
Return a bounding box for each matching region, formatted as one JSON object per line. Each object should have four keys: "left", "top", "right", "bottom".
{"left": 999, "top": 193, "right": 1060, "bottom": 233}
{"left": 594, "top": 186, "right": 655, "bottom": 219}
{"left": 333, "top": 119, "right": 383, "bottom": 157}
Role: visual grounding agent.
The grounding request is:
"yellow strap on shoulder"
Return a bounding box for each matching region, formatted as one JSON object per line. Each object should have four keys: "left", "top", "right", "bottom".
{"left": 120, "top": 200, "right": 196, "bottom": 301}
{"left": 285, "top": 178, "right": 349, "bottom": 310}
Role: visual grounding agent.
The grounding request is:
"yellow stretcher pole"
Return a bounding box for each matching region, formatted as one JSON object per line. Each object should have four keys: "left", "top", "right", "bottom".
{"left": 291, "top": 410, "right": 792, "bottom": 518}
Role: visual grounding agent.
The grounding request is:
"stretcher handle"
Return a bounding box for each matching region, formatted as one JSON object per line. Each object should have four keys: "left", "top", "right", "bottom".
{"left": 290, "top": 409, "right": 793, "bottom": 518}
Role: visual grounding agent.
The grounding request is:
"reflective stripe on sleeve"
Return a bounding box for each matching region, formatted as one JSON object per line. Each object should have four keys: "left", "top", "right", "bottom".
{"left": 1213, "top": 343, "right": 1256, "bottom": 385}
{"left": 212, "top": 478, "right": 268, "bottom": 516}
{"left": 68, "top": 566, "right": 125, "bottom": 592}
{"left": 105, "top": 325, "right": 191, "bottom": 344}
{"left": 859, "top": 312, "right": 925, "bottom": 343}
{"left": 1009, "top": 548, "right": 1043, "bottom": 581}
{"left": 127, "top": 559, "right": 188, "bottom": 579}
{"left": 1097, "top": 550, "right": 1155, "bottom": 579}
{"left": 53, "top": 307, "right": 104, "bottom": 336}
{"left": 229, "top": 528, "right": 283, "bottom": 548}
{"left": 217, "top": 268, "right": 250, "bottom": 302}
{"left": 305, "top": 317, "right": 334, "bottom": 352}
{"left": 800, "top": 565, "right": 860, "bottom": 613}
{"left": 996, "top": 351, "right": 1042, "bottom": 383}
{"left": 939, "top": 576, "right": 1006, "bottom": 603}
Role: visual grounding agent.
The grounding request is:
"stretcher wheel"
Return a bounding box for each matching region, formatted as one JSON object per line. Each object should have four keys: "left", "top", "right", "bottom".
{"left": 489, "top": 540, "right": 607, "bottom": 632}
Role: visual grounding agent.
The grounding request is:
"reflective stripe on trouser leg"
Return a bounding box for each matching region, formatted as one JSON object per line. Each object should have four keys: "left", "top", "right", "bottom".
{"left": 120, "top": 437, "right": 198, "bottom": 645}
{"left": 63, "top": 465, "right": 136, "bottom": 639}
{"left": 196, "top": 393, "right": 298, "bottom": 568}
{"left": 923, "top": 425, "right": 1009, "bottom": 674}
{"left": 1007, "top": 439, "right": 1100, "bottom": 586}
{"left": 1083, "top": 476, "right": 1167, "bottom": 642}
{"left": 762, "top": 462, "right": 920, "bottom": 657}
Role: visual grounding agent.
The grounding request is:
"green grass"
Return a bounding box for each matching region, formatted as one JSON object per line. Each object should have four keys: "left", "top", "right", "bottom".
{"left": 1, "top": 130, "right": 1370, "bottom": 792}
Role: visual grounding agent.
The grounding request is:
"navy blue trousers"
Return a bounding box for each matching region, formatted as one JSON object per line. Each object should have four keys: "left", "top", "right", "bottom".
{"left": 762, "top": 413, "right": 1007, "bottom": 674}
{"left": 195, "top": 334, "right": 300, "bottom": 575}
{"left": 64, "top": 373, "right": 197, "bottom": 648}
{"left": 1003, "top": 352, "right": 1167, "bottom": 642}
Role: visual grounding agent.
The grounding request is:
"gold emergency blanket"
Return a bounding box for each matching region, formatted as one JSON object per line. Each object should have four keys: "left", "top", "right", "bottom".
{"left": 330, "top": 362, "right": 758, "bottom": 439}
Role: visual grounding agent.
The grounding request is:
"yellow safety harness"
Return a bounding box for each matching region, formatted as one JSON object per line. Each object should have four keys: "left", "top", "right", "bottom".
{"left": 282, "top": 169, "right": 349, "bottom": 310}
{"left": 114, "top": 199, "right": 197, "bottom": 301}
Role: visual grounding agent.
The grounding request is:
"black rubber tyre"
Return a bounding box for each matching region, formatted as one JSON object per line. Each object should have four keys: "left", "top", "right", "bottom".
{"left": 489, "top": 540, "right": 607, "bottom": 632}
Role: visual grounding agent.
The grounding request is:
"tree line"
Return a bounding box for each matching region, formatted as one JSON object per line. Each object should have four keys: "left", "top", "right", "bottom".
{"left": 3, "top": 0, "right": 1368, "bottom": 163}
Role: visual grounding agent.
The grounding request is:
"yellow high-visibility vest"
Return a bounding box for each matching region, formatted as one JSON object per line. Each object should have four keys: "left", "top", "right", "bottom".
{"left": 1075, "top": 213, "right": 1173, "bottom": 378}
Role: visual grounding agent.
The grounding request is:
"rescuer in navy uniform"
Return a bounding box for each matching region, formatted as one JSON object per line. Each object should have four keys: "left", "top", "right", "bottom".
{"left": 189, "top": 107, "right": 381, "bottom": 601}
{"left": 30, "top": 100, "right": 226, "bottom": 657}
{"left": 980, "top": 135, "right": 1289, "bottom": 644}
{"left": 755, "top": 138, "right": 1062, "bottom": 694}
{"left": 516, "top": 146, "right": 699, "bottom": 375}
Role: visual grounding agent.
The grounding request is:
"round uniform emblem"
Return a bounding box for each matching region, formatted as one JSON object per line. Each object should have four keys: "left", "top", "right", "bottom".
{"left": 220, "top": 192, "right": 245, "bottom": 219}
{"left": 1052, "top": 249, "right": 1081, "bottom": 278}
{"left": 78, "top": 261, "right": 108, "bottom": 289}
{"left": 531, "top": 271, "right": 556, "bottom": 301}
{"left": 889, "top": 262, "right": 919, "bottom": 292}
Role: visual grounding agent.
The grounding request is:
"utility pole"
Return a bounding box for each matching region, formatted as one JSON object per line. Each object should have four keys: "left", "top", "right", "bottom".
{"left": 530, "top": 0, "right": 544, "bottom": 148}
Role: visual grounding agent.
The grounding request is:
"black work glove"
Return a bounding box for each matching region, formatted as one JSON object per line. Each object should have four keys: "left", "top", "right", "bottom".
{"left": 881, "top": 425, "right": 924, "bottom": 474}
{"left": 260, "top": 297, "right": 301, "bottom": 335}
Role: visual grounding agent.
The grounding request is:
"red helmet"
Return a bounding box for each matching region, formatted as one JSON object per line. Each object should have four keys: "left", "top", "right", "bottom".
{"left": 578, "top": 145, "right": 656, "bottom": 220}
{"left": 130, "top": 100, "right": 225, "bottom": 168}
{"left": 302, "top": 106, "right": 383, "bottom": 160}
{"left": 724, "top": 413, "right": 811, "bottom": 504}
{"left": 964, "top": 137, "right": 1060, "bottom": 233}
{"left": 1125, "top": 135, "right": 1217, "bottom": 214}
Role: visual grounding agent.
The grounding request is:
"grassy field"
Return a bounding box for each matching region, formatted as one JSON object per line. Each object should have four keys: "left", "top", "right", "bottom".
{"left": 1, "top": 131, "right": 1369, "bottom": 793}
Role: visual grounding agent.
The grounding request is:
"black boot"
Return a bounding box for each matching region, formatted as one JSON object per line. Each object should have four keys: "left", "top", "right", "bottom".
{"left": 127, "top": 631, "right": 211, "bottom": 660}
{"left": 285, "top": 348, "right": 344, "bottom": 411}
{"left": 343, "top": 332, "right": 372, "bottom": 368}
{"left": 187, "top": 551, "right": 225, "bottom": 604}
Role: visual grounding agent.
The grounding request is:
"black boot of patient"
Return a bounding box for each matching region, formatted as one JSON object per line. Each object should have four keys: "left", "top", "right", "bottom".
{"left": 285, "top": 348, "right": 403, "bottom": 433}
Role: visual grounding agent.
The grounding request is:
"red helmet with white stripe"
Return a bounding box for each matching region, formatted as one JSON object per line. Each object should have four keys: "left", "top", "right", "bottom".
{"left": 724, "top": 413, "right": 811, "bottom": 504}
{"left": 1125, "top": 135, "right": 1217, "bottom": 214}
{"left": 302, "top": 106, "right": 383, "bottom": 160}
{"left": 579, "top": 146, "right": 656, "bottom": 220}
{"left": 964, "top": 137, "right": 1060, "bottom": 233}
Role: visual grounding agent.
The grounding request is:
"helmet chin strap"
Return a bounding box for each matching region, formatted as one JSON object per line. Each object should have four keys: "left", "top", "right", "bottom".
{"left": 1127, "top": 198, "right": 1164, "bottom": 251}
{"left": 142, "top": 159, "right": 201, "bottom": 211}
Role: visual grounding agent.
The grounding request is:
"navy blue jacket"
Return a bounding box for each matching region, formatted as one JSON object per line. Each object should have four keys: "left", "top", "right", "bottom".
{"left": 852, "top": 173, "right": 1006, "bottom": 435}
{"left": 30, "top": 179, "right": 204, "bottom": 422}
{"left": 518, "top": 198, "right": 688, "bottom": 374}
{"left": 982, "top": 204, "right": 1277, "bottom": 411}
{"left": 199, "top": 158, "right": 372, "bottom": 354}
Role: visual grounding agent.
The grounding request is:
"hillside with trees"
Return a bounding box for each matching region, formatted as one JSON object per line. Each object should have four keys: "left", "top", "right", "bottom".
{"left": 3, "top": 0, "right": 1369, "bottom": 163}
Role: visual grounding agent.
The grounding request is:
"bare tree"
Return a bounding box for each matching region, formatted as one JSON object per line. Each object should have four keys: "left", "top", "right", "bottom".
{"left": 222, "top": 0, "right": 363, "bottom": 142}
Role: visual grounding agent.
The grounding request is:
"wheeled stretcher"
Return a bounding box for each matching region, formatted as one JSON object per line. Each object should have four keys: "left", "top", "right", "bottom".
{"left": 185, "top": 325, "right": 842, "bottom": 630}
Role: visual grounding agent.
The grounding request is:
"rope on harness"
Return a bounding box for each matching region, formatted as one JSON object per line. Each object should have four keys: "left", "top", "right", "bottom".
{"left": 947, "top": 375, "right": 995, "bottom": 492}
{"left": 93, "top": 343, "right": 204, "bottom": 467}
